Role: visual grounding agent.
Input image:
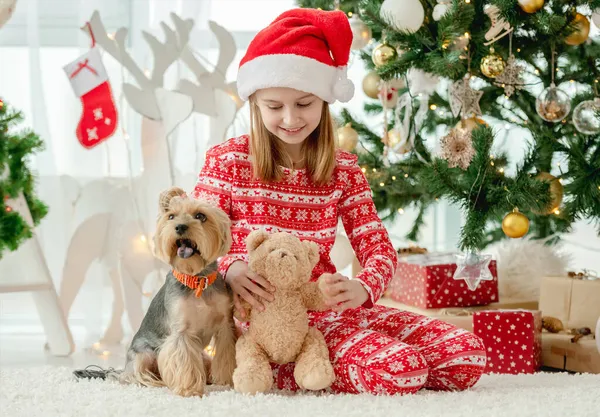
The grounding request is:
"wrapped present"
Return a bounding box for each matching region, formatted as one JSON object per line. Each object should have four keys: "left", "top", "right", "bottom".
{"left": 388, "top": 252, "right": 499, "bottom": 308}
{"left": 541, "top": 333, "right": 600, "bottom": 374}
{"left": 473, "top": 310, "right": 542, "bottom": 374}
{"left": 377, "top": 298, "right": 539, "bottom": 333}
{"left": 539, "top": 273, "right": 600, "bottom": 373}
{"left": 539, "top": 274, "right": 600, "bottom": 330}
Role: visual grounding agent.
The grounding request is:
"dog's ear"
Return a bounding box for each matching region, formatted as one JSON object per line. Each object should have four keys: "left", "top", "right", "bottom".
{"left": 302, "top": 240, "right": 320, "bottom": 268}
{"left": 210, "top": 206, "right": 233, "bottom": 257}
{"left": 158, "top": 187, "right": 187, "bottom": 212}
{"left": 246, "top": 230, "right": 269, "bottom": 252}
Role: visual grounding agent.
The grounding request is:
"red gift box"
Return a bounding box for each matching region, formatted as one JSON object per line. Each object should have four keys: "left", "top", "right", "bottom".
{"left": 388, "top": 253, "right": 498, "bottom": 308}
{"left": 473, "top": 310, "right": 542, "bottom": 374}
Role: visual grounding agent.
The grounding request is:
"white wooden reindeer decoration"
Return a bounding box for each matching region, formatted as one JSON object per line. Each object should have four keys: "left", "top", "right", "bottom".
{"left": 58, "top": 11, "right": 239, "bottom": 346}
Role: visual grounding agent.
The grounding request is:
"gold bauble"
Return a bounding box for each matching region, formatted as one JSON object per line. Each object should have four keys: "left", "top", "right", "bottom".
{"left": 517, "top": 0, "right": 544, "bottom": 14}
{"left": 362, "top": 71, "right": 381, "bottom": 99}
{"left": 337, "top": 123, "right": 359, "bottom": 152}
{"left": 385, "top": 128, "right": 411, "bottom": 155}
{"left": 565, "top": 13, "right": 590, "bottom": 46}
{"left": 534, "top": 172, "right": 564, "bottom": 215}
{"left": 455, "top": 117, "right": 487, "bottom": 132}
{"left": 502, "top": 208, "right": 530, "bottom": 238}
{"left": 480, "top": 53, "right": 505, "bottom": 78}
{"left": 372, "top": 43, "right": 398, "bottom": 67}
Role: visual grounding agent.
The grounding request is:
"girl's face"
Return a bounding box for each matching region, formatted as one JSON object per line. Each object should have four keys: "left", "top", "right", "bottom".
{"left": 254, "top": 88, "right": 324, "bottom": 145}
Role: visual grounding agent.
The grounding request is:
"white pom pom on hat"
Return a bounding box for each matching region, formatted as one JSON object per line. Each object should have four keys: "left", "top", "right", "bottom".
{"left": 237, "top": 8, "right": 355, "bottom": 104}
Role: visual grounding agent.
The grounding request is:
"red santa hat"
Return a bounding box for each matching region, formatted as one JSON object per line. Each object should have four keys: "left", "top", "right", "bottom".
{"left": 237, "top": 8, "right": 355, "bottom": 104}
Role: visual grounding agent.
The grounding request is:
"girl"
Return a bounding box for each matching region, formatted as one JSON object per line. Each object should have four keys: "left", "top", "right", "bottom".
{"left": 192, "top": 8, "right": 486, "bottom": 395}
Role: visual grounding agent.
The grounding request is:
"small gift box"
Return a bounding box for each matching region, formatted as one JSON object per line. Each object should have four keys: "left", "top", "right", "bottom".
{"left": 473, "top": 310, "right": 542, "bottom": 374}
{"left": 539, "top": 274, "right": 600, "bottom": 330}
{"left": 377, "top": 297, "right": 539, "bottom": 333}
{"left": 388, "top": 252, "right": 498, "bottom": 309}
{"left": 539, "top": 273, "right": 600, "bottom": 373}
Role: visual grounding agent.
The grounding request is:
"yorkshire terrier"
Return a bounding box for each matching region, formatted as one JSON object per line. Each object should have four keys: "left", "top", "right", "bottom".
{"left": 74, "top": 187, "right": 236, "bottom": 397}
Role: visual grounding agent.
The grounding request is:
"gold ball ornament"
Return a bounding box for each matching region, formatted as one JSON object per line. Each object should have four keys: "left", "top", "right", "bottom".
{"left": 362, "top": 71, "right": 381, "bottom": 99}
{"left": 337, "top": 123, "right": 359, "bottom": 152}
{"left": 502, "top": 208, "right": 530, "bottom": 238}
{"left": 455, "top": 117, "right": 487, "bottom": 133}
{"left": 372, "top": 43, "right": 398, "bottom": 68}
{"left": 565, "top": 13, "right": 590, "bottom": 46}
{"left": 534, "top": 172, "right": 564, "bottom": 215}
{"left": 517, "top": 0, "right": 544, "bottom": 14}
{"left": 480, "top": 53, "right": 505, "bottom": 78}
{"left": 385, "top": 128, "right": 411, "bottom": 154}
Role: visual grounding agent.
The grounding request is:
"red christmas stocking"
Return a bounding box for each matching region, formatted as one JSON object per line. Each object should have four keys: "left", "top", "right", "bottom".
{"left": 63, "top": 47, "right": 118, "bottom": 149}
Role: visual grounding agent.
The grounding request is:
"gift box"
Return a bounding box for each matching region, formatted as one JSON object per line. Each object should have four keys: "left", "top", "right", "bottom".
{"left": 539, "top": 275, "right": 600, "bottom": 329}
{"left": 541, "top": 333, "right": 600, "bottom": 374}
{"left": 473, "top": 310, "right": 542, "bottom": 374}
{"left": 377, "top": 298, "right": 539, "bottom": 333}
{"left": 388, "top": 253, "right": 498, "bottom": 309}
{"left": 539, "top": 275, "right": 600, "bottom": 373}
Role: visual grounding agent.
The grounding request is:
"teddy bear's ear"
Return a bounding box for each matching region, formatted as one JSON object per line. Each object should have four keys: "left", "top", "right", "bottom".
{"left": 246, "top": 230, "right": 269, "bottom": 252}
{"left": 303, "top": 240, "right": 320, "bottom": 267}
{"left": 158, "top": 187, "right": 187, "bottom": 213}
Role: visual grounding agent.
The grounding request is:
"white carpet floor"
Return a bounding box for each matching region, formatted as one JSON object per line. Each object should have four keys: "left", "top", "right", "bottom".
{"left": 1, "top": 366, "right": 599, "bottom": 417}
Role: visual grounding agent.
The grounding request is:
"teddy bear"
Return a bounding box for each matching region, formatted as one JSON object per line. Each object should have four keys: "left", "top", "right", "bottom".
{"left": 232, "top": 230, "right": 335, "bottom": 394}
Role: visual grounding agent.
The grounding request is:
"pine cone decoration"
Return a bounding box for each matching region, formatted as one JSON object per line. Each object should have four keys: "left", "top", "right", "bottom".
{"left": 542, "top": 316, "right": 564, "bottom": 333}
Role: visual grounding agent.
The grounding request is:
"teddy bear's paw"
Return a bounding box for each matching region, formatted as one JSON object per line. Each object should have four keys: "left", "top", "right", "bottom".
{"left": 294, "top": 360, "right": 335, "bottom": 391}
{"left": 233, "top": 367, "right": 273, "bottom": 394}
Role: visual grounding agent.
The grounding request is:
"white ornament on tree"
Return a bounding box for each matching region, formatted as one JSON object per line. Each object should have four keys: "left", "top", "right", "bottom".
{"left": 349, "top": 14, "right": 372, "bottom": 50}
{"left": 379, "top": 0, "right": 424, "bottom": 34}
{"left": 407, "top": 68, "right": 439, "bottom": 96}
{"left": 484, "top": 5, "right": 513, "bottom": 45}
{"left": 433, "top": 0, "right": 451, "bottom": 21}
{"left": 572, "top": 98, "right": 600, "bottom": 135}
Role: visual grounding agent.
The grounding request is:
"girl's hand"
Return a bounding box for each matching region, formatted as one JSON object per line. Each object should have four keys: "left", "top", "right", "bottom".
{"left": 225, "top": 261, "right": 275, "bottom": 319}
{"left": 319, "top": 273, "right": 369, "bottom": 312}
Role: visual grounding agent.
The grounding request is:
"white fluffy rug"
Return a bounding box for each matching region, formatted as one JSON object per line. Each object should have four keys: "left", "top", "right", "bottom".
{"left": 1, "top": 367, "right": 599, "bottom": 417}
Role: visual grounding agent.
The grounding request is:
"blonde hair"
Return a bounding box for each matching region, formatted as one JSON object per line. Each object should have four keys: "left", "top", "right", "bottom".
{"left": 249, "top": 97, "right": 337, "bottom": 185}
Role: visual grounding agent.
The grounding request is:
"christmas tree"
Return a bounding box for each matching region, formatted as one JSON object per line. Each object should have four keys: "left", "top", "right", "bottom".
{"left": 298, "top": 0, "right": 600, "bottom": 252}
{"left": 0, "top": 98, "right": 48, "bottom": 258}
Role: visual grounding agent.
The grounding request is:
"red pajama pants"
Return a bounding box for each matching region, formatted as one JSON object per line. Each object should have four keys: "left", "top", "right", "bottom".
{"left": 239, "top": 305, "right": 486, "bottom": 395}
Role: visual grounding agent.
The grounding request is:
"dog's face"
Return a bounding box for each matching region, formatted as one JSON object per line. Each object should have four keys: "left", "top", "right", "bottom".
{"left": 154, "top": 187, "right": 232, "bottom": 275}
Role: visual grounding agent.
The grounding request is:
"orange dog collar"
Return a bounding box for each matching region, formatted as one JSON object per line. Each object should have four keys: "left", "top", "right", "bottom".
{"left": 172, "top": 270, "right": 218, "bottom": 298}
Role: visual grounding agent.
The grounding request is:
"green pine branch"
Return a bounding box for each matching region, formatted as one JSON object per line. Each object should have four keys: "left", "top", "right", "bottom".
{"left": 0, "top": 99, "right": 48, "bottom": 258}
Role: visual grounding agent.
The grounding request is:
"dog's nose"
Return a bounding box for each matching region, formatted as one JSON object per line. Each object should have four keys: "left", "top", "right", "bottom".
{"left": 175, "top": 224, "right": 188, "bottom": 235}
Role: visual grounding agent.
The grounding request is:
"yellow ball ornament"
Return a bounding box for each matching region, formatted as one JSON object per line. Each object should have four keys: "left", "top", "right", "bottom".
{"left": 372, "top": 43, "right": 398, "bottom": 67}
{"left": 385, "top": 128, "right": 411, "bottom": 154}
{"left": 362, "top": 71, "right": 381, "bottom": 99}
{"left": 337, "top": 123, "right": 359, "bottom": 152}
{"left": 502, "top": 208, "right": 530, "bottom": 238}
{"left": 534, "top": 172, "right": 564, "bottom": 215}
{"left": 480, "top": 52, "right": 505, "bottom": 78}
{"left": 565, "top": 13, "right": 590, "bottom": 46}
{"left": 518, "top": 0, "right": 544, "bottom": 14}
